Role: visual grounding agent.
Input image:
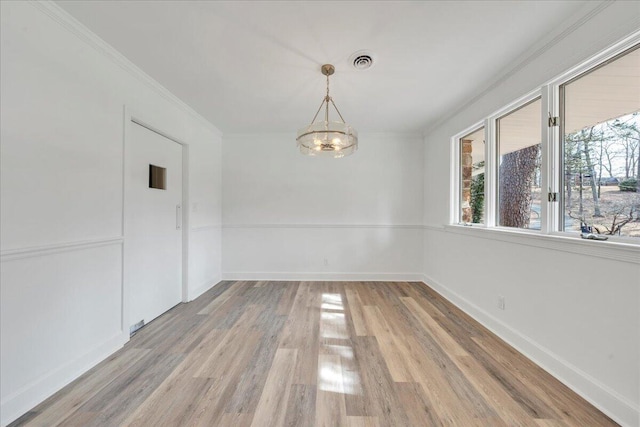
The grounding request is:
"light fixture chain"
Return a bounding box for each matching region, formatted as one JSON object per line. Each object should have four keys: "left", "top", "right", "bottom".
{"left": 330, "top": 98, "right": 346, "bottom": 123}
{"left": 325, "top": 73, "right": 330, "bottom": 123}
{"left": 326, "top": 73, "right": 330, "bottom": 99}
{"left": 309, "top": 97, "right": 326, "bottom": 125}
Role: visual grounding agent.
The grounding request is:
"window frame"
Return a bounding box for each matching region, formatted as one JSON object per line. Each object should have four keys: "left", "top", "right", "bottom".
{"left": 451, "top": 123, "right": 486, "bottom": 225}
{"left": 492, "top": 94, "right": 544, "bottom": 232}
{"left": 450, "top": 30, "right": 640, "bottom": 246}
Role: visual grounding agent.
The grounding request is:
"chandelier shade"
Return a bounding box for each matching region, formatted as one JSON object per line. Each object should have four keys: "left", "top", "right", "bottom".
{"left": 296, "top": 64, "right": 358, "bottom": 158}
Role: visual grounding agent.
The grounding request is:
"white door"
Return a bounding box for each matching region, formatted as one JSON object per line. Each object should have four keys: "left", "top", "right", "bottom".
{"left": 128, "top": 122, "right": 183, "bottom": 329}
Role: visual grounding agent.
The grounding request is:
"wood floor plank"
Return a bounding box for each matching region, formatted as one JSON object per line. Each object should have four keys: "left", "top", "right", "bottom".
{"left": 276, "top": 281, "right": 300, "bottom": 315}
{"left": 362, "top": 305, "right": 415, "bottom": 382}
{"left": 453, "top": 355, "right": 539, "bottom": 427}
{"left": 186, "top": 330, "right": 263, "bottom": 425}
{"left": 345, "top": 288, "right": 371, "bottom": 336}
{"left": 394, "top": 382, "right": 441, "bottom": 427}
{"left": 193, "top": 304, "right": 263, "bottom": 378}
{"left": 197, "top": 280, "right": 248, "bottom": 315}
{"left": 11, "top": 281, "right": 618, "bottom": 427}
{"left": 278, "top": 282, "right": 321, "bottom": 385}
{"left": 352, "top": 336, "right": 413, "bottom": 426}
{"left": 67, "top": 351, "right": 185, "bottom": 426}
{"left": 224, "top": 313, "right": 288, "bottom": 414}
{"left": 251, "top": 348, "right": 298, "bottom": 427}
{"left": 534, "top": 420, "right": 570, "bottom": 427}
{"left": 315, "top": 354, "right": 347, "bottom": 427}
{"left": 124, "top": 377, "right": 213, "bottom": 426}
{"left": 346, "top": 416, "right": 380, "bottom": 427}
{"left": 399, "top": 334, "right": 500, "bottom": 426}
{"left": 471, "top": 336, "right": 609, "bottom": 427}
{"left": 403, "top": 292, "right": 564, "bottom": 423}
{"left": 400, "top": 296, "right": 469, "bottom": 357}
{"left": 218, "top": 413, "right": 255, "bottom": 427}
{"left": 22, "top": 348, "right": 150, "bottom": 427}
{"left": 283, "top": 384, "right": 316, "bottom": 427}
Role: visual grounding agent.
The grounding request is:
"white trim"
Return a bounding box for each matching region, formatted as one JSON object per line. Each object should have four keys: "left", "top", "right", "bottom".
{"left": 484, "top": 119, "right": 496, "bottom": 228}
{"left": 486, "top": 88, "right": 543, "bottom": 133}
{"left": 422, "top": 224, "right": 445, "bottom": 231}
{"left": 191, "top": 224, "right": 221, "bottom": 232}
{"left": 181, "top": 143, "right": 190, "bottom": 302}
{"left": 0, "top": 331, "right": 128, "bottom": 427}
{"left": 121, "top": 106, "right": 132, "bottom": 338}
{"left": 420, "top": 274, "right": 639, "bottom": 427}
{"left": 222, "top": 223, "right": 424, "bottom": 230}
{"left": 30, "top": 1, "right": 222, "bottom": 137}
{"left": 188, "top": 277, "right": 222, "bottom": 302}
{"left": 130, "top": 117, "right": 186, "bottom": 147}
{"left": 540, "top": 84, "right": 555, "bottom": 234}
{"left": 449, "top": 121, "right": 486, "bottom": 225}
{"left": 0, "top": 237, "right": 123, "bottom": 262}
{"left": 440, "top": 224, "right": 640, "bottom": 264}
{"left": 222, "top": 272, "right": 425, "bottom": 282}
{"left": 490, "top": 90, "right": 543, "bottom": 229}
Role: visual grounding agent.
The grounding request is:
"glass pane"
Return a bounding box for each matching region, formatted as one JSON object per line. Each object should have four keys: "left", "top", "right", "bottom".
{"left": 497, "top": 98, "right": 542, "bottom": 230}
{"left": 562, "top": 45, "right": 640, "bottom": 238}
{"left": 459, "top": 127, "right": 485, "bottom": 224}
{"left": 149, "top": 164, "right": 166, "bottom": 190}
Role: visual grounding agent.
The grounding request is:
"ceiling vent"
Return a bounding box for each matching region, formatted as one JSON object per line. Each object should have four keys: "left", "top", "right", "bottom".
{"left": 349, "top": 50, "right": 376, "bottom": 70}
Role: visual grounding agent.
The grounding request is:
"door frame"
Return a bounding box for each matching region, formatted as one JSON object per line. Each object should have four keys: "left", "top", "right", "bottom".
{"left": 121, "top": 105, "right": 190, "bottom": 335}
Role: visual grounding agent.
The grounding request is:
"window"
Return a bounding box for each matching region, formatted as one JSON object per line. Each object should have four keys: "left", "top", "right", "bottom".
{"left": 149, "top": 164, "right": 167, "bottom": 190}
{"left": 459, "top": 127, "right": 485, "bottom": 224}
{"left": 452, "top": 38, "right": 639, "bottom": 243}
{"left": 497, "top": 98, "right": 542, "bottom": 230}
{"left": 561, "top": 46, "right": 640, "bottom": 238}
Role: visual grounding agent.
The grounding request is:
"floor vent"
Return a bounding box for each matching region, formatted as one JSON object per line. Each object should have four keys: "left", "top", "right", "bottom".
{"left": 129, "top": 319, "right": 145, "bottom": 337}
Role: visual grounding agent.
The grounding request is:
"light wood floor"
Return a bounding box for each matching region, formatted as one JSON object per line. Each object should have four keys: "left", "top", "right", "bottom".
{"left": 12, "top": 281, "right": 617, "bottom": 426}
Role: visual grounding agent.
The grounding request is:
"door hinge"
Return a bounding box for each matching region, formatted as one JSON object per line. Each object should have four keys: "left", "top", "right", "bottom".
{"left": 548, "top": 192, "right": 558, "bottom": 202}
{"left": 548, "top": 116, "right": 559, "bottom": 127}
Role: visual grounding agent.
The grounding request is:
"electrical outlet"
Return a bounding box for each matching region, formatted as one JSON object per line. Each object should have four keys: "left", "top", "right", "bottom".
{"left": 323, "top": 258, "right": 329, "bottom": 267}
{"left": 497, "top": 295, "right": 505, "bottom": 310}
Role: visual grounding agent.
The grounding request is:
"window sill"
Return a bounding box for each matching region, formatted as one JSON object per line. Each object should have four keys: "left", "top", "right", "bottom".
{"left": 441, "top": 224, "right": 640, "bottom": 265}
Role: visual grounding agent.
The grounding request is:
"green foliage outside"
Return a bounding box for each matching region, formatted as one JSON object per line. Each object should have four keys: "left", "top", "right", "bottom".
{"left": 618, "top": 177, "right": 638, "bottom": 192}
{"left": 470, "top": 172, "right": 485, "bottom": 224}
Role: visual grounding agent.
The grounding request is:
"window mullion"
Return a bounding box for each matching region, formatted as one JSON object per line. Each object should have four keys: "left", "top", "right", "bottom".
{"left": 484, "top": 118, "right": 497, "bottom": 227}
{"left": 540, "top": 84, "right": 557, "bottom": 234}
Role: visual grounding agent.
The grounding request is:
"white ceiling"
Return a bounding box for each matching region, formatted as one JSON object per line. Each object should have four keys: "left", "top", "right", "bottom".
{"left": 56, "top": 1, "right": 595, "bottom": 134}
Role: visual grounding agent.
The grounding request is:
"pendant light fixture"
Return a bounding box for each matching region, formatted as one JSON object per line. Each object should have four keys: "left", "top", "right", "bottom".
{"left": 296, "top": 64, "right": 358, "bottom": 158}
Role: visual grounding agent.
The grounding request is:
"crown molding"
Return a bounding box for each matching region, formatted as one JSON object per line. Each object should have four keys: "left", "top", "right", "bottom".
{"left": 30, "top": 0, "right": 222, "bottom": 138}
{"left": 421, "top": 0, "right": 615, "bottom": 137}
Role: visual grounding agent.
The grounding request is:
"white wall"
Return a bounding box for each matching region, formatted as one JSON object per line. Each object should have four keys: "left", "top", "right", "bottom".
{"left": 422, "top": 2, "right": 640, "bottom": 426}
{"left": 0, "top": 2, "right": 222, "bottom": 425}
{"left": 222, "top": 133, "right": 423, "bottom": 280}
{"left": 1, "top": 1, "right": 638, "bottom": 426}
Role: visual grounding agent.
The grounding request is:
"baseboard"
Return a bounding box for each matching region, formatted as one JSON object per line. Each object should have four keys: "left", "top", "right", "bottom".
{"left": 420, "top": 274, "right": 639, "bottom": 427}
{"left": 222, "top": 272, "right": 425, "bottom": 282}
{"left": 188, "top": 276, "right": 222, "bottom": 301}
{"left": 1, "top": 332, "right": 128, "bottom": 427}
